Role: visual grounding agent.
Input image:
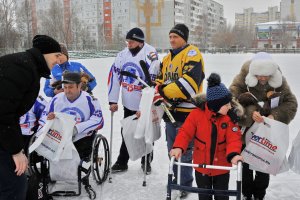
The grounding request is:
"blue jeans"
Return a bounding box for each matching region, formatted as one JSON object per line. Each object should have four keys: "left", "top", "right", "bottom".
{"left": 0, "top": 150, "right": 27, "bottom": 200}
{"left": 166, "top": 122, "right": 193, "bottom": 187}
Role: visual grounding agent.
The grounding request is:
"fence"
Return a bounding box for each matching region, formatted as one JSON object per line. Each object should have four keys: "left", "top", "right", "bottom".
{"left": 1, "top": 48, "right": 300, "bottom": 58}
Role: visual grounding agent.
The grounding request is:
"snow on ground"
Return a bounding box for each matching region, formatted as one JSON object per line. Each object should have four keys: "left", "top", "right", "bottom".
{"left": 41, "top": 53, "right": 300, "bottom": 200}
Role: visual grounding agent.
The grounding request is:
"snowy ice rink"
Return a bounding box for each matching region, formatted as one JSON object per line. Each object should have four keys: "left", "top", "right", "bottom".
{"left": 41, "top": 53, "right": 300, "bottom": 200}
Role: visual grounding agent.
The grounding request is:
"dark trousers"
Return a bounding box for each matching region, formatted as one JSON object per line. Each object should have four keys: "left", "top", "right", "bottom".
{"left": 0, "top": 150, "right": 27, "bottom": 200}
{"left": 74, "top": 135, "right": 94, "bottom": 159}
{"left": 116, "top": 107, "right": 153, "bottom": 165}
{"left": 22, "top": 135, "right": 33, "bottom": 156}
{"left": 242, "top": 162, "right": 270, "bottom": 199}
{"left": 195, "top": 171, "right": 230, "bottom": 200}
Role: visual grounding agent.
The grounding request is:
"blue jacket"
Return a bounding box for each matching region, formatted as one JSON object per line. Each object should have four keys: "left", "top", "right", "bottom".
{"left": 44, "top": 61, "right": 97, "bottom": 97}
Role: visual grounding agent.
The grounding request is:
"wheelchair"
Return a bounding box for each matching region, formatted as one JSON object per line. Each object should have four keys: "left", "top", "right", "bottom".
{"left": 166, "top": 156, "right": 242, "bottom": 200}
{"left": 28, "top": 130, "right": 110, "bottom": 199}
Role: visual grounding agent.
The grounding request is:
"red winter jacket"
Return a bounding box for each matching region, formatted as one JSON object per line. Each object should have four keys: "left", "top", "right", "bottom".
{"left": 173, "top": 104, "right": 242, "bottom": 176}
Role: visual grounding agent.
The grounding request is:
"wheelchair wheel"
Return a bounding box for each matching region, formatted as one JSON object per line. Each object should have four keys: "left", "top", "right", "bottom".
{"left": 91, "top": 134, "right": 110, "bottom": 184}
{"left": 27, "top": 135, "right": 50, "bottom": 177}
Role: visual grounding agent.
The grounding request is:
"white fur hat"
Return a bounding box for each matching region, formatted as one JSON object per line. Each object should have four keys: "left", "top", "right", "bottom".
{"left": 245, "top": 52, "right": 282, "bottom": 88}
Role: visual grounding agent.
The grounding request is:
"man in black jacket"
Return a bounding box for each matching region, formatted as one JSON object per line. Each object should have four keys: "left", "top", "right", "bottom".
{"left": 0, "top": 35, "right": 61, "bottom": 200}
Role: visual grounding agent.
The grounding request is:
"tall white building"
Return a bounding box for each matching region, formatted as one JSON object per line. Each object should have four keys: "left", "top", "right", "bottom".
{"left": 111, "top": 0, "right": 130, "bottom": 39}
{"left": 203, "top": 0, "right": 225, "bottom": 48}
{"left": 70, "top": 0, "right": 103, "bottom": 48}
{"left": 16, "top": 0, "right": 225, "bottom": 50}
{"left": 111, "top": 0, "right": 224, "bottom": 49}
{"left": 235, "top": 7, "right": 280, "bottom": 31}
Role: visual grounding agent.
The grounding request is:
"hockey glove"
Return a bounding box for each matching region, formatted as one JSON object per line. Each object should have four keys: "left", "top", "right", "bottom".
{"left": 153, "top": 85, "right": 165, "bottom": 106}
{"left": 147, "top": 52, "right": 158, "bottom": 62}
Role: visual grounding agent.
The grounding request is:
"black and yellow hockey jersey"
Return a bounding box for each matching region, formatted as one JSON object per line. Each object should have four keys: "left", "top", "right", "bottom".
{"left": 156, "top": 44, "right": 205, "bottom": 122}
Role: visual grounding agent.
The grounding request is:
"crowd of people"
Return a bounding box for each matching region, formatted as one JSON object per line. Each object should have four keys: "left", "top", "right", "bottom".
{"left": 0, "top": 23, "right": 298, "bottom": 200}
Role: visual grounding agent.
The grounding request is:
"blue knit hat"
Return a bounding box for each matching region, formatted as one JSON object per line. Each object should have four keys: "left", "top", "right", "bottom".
{"left": 206, "top": 73, "right": 232, "bottom": 112}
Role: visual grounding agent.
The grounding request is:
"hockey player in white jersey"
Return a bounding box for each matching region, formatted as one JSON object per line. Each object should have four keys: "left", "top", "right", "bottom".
{"left": 107, "top": 27, "right": 160, "bottom": 174}
{"left": 39, "top": 72, "right": 104, "bottom": 158}
{"left": 20, "top": 95, "right": 48, "bottom": 154}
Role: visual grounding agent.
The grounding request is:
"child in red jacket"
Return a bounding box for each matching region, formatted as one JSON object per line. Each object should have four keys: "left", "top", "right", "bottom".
{"left": 170, "top": 73, "right": 243, "bottom": 200}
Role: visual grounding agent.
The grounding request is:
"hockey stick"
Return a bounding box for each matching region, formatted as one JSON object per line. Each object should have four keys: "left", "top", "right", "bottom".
{"left": 139, "top": 60, "right": 173, "bottom": 108}
{"left": 139, "top": 60, "right": 154, "bottom": 87}
{"left": 120, "top": 71, "right": 176, "bottom": 124}
{"left": 108, "top": 111, "right": 113, "bottom": 183}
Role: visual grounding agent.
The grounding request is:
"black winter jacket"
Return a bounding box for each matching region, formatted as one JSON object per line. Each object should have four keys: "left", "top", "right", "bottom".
{"left": 0, "top": 48, "right": 51, "bottom": 154}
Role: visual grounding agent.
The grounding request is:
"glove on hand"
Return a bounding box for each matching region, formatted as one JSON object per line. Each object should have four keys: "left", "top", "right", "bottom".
{"left": 147, "top": 52, "right": 158, "bottom": 62}
{"left": 153, "top": 85, "right": 164, "bottom": 106}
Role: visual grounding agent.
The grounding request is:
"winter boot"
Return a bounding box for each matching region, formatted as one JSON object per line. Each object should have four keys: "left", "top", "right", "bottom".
{"left": 179, "top": 191, "right": 189, "bottom": 199}
{"left": 111, "top": 162, "right": 128, "bottom": 173}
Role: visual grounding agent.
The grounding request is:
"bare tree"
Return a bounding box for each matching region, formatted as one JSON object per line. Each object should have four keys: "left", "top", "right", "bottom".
{"left": 15, "top": 0, "right": 32, "bottom": 48}
{"left": 111, "top": 26, "right": 124, "bottom": 50}
{"left": 39, "top": 0, "right": 64, "bottom": 42}
{"left": 0, "top": 0, "right": 18, "bottom": 52}
{"left": 233, "top": 27, "right": 255, "bottom": 49}
{"left": 69, "top": 10, "right": 94, "bottom": 50}
{"left": 193, "top": 14, "right": 209, "bottom": 49}
{"left": 97, "top": 23, "right": 104, "bottom": 50}
{"left": 70, "top": 16, "right": 82, "bottom": 50}
{"left": 279, "top": 23, "right": 294, "bottom": 48}
{"left": 192, "top": 25, "right": 205, "bottom": 49}
{"left": 211, "top": 25, "right": 235, "bottom": 50}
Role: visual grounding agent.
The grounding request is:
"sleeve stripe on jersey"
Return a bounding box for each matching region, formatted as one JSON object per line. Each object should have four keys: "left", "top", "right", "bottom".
{"left": 175, "top": 102, "right": 196, "bottom": 109}
{"left": 108, "top": 66, "right": 114, "bottom": 94}
{"left": 176, "top": 77, "right": 196, "bottom": 99}
{"left": 86, "top": 96, "right": 95, "bottom": 116}
{"left": 49, "top": 97, "right": 57, "bottom": 113}
{"left": 182, "top": 74, "right": 199, "bottom": 93}
{"left": 81, "top": 118, "right": 104, "bottom": 133}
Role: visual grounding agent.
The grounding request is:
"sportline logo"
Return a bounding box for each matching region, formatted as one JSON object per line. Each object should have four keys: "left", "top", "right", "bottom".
{"left": 250, "top": 133, "right": 277, "bottom": 152}
{"left": 47, "top": 129, "right": 62, "bottom": 142}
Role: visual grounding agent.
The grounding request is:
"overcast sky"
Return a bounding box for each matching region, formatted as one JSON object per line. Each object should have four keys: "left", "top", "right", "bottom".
{"left": 214, "top": 0, "right": 282, "bottom": 25}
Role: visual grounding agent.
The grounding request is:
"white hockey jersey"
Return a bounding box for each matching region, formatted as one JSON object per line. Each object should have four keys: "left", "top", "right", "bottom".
{"left": 107, "top": 43, "right": 160, "bottom": 111}
{"left": 39, "top": 91, "right": 104, "bottom": 142}
{"left": 20, "top": 96, "right": 48, "bottom": 135}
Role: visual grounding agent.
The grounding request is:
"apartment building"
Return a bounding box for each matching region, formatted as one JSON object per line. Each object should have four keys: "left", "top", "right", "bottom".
{"left": 17, "top": 0, "right": 224, "bottom": 50}
{"left": 235, "top": 7, "right": 280, "bottom": 31}
{"left": 111, "top": 0, "right": 224, "bottom": 49}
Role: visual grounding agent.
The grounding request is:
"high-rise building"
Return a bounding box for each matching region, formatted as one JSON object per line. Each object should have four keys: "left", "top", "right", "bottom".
{"left": 111, "top": 0, "right": 224, "bottom": 49}
{"left": 70, "top": 0, "right": 103, "bottom": 48}
{"left": 235, "top": 7, "right": 280, "bottom": 31}
{"left": 16, "top": 0, "right": 225, "bottom": 50}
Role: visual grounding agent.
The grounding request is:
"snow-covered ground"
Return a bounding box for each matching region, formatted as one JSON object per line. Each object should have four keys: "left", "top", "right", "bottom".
{"left": 42, "top": 53, "right": 300, "bottom": 200}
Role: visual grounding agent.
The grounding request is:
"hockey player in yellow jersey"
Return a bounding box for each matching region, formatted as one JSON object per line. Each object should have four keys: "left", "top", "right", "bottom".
{"left": 154, "top": 23, "right": 205, "bottom": 199}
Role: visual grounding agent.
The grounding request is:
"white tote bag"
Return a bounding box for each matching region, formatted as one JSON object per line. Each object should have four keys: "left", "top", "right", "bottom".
{"left": 121, "top": 115, "right": 152, "bottom": 161}
{"left": 134, "top": 87, "right": 155, "bottom": 139}
{"left": 29, "top": 112, "right": 76, "bottom": 161}
{"left": 242, "top": 117, "right": 289, "bottom": 175}
{"left": 134, "top": 87, "right": 163, "bottom": 142}
{"left": 49, "top": 142, "right": 80, "bottom": 181}
{"left": 288, "top": 130, "right": 300, "bottom": 174}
